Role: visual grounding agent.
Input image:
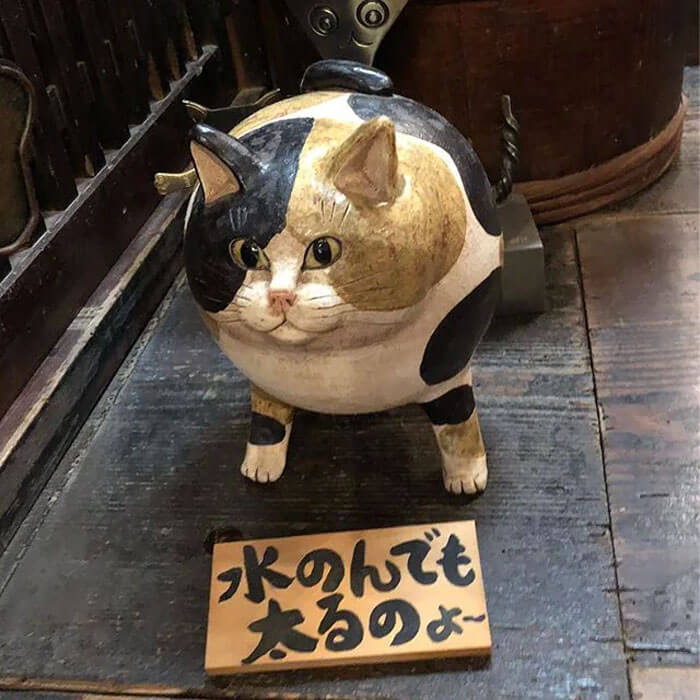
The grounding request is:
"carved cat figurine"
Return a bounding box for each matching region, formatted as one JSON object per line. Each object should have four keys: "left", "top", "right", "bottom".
{"left": 184, "top": 60, "right": 502, "bottom": 495}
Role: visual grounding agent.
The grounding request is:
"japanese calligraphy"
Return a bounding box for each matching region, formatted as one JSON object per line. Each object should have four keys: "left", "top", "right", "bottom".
{"left": 206, "top": 520, "right": 490, "bottom": 674}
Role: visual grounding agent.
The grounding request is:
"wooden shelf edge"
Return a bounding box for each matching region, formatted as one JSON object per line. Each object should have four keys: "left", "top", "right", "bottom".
{"left": 0, "top": 192, "right": 189, "bottom": 555}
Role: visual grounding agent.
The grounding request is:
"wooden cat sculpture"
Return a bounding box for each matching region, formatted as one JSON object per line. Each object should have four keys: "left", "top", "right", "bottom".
{"left": 184, "top": 60, "right": 502, "bottom": 495}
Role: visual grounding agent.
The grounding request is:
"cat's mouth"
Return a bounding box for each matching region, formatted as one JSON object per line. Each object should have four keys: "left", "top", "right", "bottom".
{"left": 266, "top": 317, "right": 327, "bottom": 345}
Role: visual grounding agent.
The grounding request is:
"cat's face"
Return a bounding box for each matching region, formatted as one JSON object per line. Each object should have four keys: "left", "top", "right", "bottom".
{"left": 185, "top": 115, "right": 466, "bottom": 349}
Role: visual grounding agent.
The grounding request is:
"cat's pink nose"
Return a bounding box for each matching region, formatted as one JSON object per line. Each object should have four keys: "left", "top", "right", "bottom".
{"left": 268, "top": 290, "right": 297, "bottom": 315}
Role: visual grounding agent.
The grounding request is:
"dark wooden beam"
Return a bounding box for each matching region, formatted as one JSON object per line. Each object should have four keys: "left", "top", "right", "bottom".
{"left": 0, "top": 192, "right": 188, "bottom": 554}
{"left": 0, "top": 46, "right": 218, "bottom": 420}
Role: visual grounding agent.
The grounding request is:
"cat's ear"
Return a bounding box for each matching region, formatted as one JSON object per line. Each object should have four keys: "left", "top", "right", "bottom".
{"left": 189, "top": 123, "right": 263, "bottom": 205}
{"left": 331, "top": 116, "right": 399, "bottom": 206}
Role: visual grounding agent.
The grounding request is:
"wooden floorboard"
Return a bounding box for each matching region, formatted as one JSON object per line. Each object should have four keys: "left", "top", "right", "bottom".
{"left": 0, "top": 227, "right": 627, "bottom": 698}
{"left": 629, "top": 665, "right": 700, "bottom": 700}
{"left": 575, "top": 67, "right": 699, "bottom": 670}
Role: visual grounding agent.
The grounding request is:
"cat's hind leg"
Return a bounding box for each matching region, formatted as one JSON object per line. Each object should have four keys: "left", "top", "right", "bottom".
{"left": 240, "top": 385, "right": 294, "bottom": 483}
{"left": 421, "top": 379, "right": 487, "bottom": 495}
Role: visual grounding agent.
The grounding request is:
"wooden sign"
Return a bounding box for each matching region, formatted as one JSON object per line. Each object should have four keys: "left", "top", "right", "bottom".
{"left": 206, "top": 520, "right": 491, "bottom": 674}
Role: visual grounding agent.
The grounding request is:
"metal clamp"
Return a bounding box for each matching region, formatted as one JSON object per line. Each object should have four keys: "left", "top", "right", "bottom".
{"left": 284, "top": 0, "right": 408, "bottom": 64}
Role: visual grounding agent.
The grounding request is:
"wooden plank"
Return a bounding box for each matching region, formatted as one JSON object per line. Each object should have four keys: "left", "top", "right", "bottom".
{"left": 145, "top": 0, "right": 180, "bottom": 87}
{"left": 184, "top": 0, "right": 217, "bottom": 48}
{"left": 207, "top": 522, "right": 490, "bottom": 674}
{"left": 72, "top": 0, "right": 130, "bottom": 147}
{"left": 102, "top": 1, "right": 151, "bottom": 123}
{"left": 0, "top": 676, "right": 362, "bottom": 699}
{"left": 127, "top": 0, "right": 169, "bottom": 101}
{"left": 37, "top": 0, "right": 105, "bottom": 176}
{"left": 0, "top": 228, "right": 629, "bottom": 697}
{"left": 20, "top": 0, "right": 86, "bottom": 177}
{"left": 226, "top": 0, "right": 270, "bottom": 89}
{"left": 0, "top": 47, "right": 217, "bottom": 421}
{"left": 630, "top": 666, "right": 700, "bottom": 700}
{"left": 0, "top": 191, "right": 188, "bottom": 554}
{"left": 161, "top": 0, "right": 190, "bottom": 79}
{"left": 577, "top": 213, "right": 699, "bottom": 662}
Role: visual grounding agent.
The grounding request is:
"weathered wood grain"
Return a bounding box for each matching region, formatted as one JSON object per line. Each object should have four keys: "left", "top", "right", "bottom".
{"left": 36, "top": 0, "right": 105, "bottom": 176}
{"left": 0, "top": 229, "right": 627, "bottom": 698}
{"left": 577, "top": 69, "right": 699, "bottom": 664}
{"left": 585, "top": 68, "right": 699, "bottom": 220}
{"left": 0, "top": 675, "right": 365, "bottom": 698}
{"left": 0, "top": 192, "right": 188, "bottom": 555}
{"left": 577, "top": 213, "right": 699, "bottom": 664}
{"left": 629, "top": 665, "right": 700, "bottom": 700}
{"left": 70, "top": 0, "right": 130, "bottom": 148}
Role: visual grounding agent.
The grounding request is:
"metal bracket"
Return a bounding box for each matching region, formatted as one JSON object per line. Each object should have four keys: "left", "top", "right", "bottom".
{"left": 497, "top": 192, "right": 546, "bottom": 315}
{"left": 182, "top": 88, "right": 282, "bottom": 133}
{"left": 283, "top": 0, "right": 408, "bottom": 64}
{"left": 154, "top": 88, "right": 284, "bottom": 195}
{"left": 488, "top": 94, "right": 546, "bottom": 315}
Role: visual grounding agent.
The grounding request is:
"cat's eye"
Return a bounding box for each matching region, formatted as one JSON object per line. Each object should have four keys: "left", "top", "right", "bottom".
{"left": 303, "top": 236, "right": 342, "bottom": 269}
{"left": 229, "top": 238, "right": 270, "bottom": 271}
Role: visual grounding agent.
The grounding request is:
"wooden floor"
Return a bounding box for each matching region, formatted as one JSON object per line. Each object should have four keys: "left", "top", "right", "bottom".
{"left": 0, "top": 69, "right": 697, "bottom": 699}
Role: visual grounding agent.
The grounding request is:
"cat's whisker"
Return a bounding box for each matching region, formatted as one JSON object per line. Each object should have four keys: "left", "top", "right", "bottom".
{"left": 307, "top": 301, "right": 351, "bottom": 310}
{"left": 305, "top": 293, "right": 342, "bottom": 302}
{"left": 336, "top": 285, "right": 393, "bottom": 297}
{"left": 339, "top": 202, "right": 351, "bottom": 231}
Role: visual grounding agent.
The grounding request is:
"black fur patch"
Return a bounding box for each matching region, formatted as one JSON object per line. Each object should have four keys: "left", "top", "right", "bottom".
{"left": 184, "top": 118, "right": 313, "bottom": 312}
{"left": 301, "top": 60, "right": 394, "bottom": 95}
{"left": 421, "top": 385, "right": 475, "bottom": 425}
{"left": 420, "top": 268, "right": 501, "bottom": 385}
{"left": 249, "top": 412, "right": 286, "bottom": 445}
{"left": 348, "top": 94, "right": 500, "bottom": 236}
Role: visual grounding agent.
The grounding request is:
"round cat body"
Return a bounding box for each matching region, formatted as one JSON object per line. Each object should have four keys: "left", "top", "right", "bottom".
{"left": 184, "top": 61, "right": 502, "bottom": 418}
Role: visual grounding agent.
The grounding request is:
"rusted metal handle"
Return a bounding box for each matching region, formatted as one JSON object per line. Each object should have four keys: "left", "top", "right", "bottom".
{"left": 0, "top": 60, "right": 41, "bottom": 257}
{"left": 493, "top": 95, "right": 521, "bottom": 204}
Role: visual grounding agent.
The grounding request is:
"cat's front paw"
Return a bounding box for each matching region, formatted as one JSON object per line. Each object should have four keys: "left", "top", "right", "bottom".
{"left": 442, "top": 454, "right": 488, "bottom": 495}
{"left": 240, "top": 442, "right": 288, "bottom": 483}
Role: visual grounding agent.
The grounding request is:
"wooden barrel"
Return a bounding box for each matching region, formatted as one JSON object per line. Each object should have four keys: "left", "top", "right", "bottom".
{"left": 375, "top": 0, "right": 689, "bottom": 223}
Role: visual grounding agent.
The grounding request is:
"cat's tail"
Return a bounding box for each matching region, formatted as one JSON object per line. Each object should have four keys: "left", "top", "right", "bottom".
{"left": 492, "top": 95, "right": 520, "bottom": 204}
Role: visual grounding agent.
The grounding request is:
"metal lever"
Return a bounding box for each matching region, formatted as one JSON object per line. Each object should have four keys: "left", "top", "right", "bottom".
{"left": 284, "top": 0, "right": 408, "bottom": 65}
{"left": 183, "top": 88, "right": 282, "bottom": 133}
